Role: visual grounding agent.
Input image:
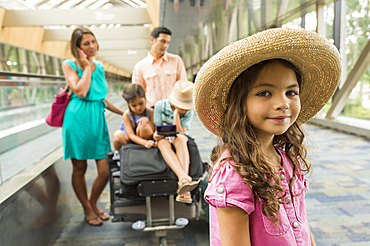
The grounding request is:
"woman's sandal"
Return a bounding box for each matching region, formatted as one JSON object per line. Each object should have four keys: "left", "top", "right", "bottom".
{"left": 176, "top": 191, "right": 192, "bottom": 203}
{"left": 98, "top": 212, "right": 110, "bottom": 221}
{"left": 84, "top": 216, "right": 103, "bottom": 226}
{"left": 177, "top": 178, "right": 201, "bottom": 195}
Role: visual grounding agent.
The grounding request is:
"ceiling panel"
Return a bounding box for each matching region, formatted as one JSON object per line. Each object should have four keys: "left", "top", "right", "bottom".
{"left": 3, "top": 7, "right": 151, "bottom": 26}
{"left": 0, "top": 0, "right": 151, "bottom": 76}
{"left": 43, "top": 26, "right": 151, "bottom": 41}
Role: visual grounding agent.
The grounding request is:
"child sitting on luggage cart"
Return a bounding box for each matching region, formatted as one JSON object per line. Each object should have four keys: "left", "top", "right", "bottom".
{"left": 113, "top": 84, "right": 156, "bottom": 156}
{"left": 153, "top": 80, "right": 199, "bottom": 203}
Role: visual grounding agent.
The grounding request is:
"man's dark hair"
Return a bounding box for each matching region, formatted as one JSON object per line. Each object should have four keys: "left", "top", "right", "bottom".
{"left": 151, "top": 27, "right": 172, "bottom": 39}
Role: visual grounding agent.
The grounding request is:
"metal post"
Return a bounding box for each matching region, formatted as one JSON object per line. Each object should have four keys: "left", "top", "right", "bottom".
{"left": 146, "top": 196, "right": 152, "bottom": 227}
{"left": 0, "top": 44, "right": 4, "bottom": 70}
{"left": 169, "top": 194, "right": 175, "bottom": 225}
{"left": 300, "top": 0, "right": 306, "bottom": 28}
{"left": 332, "top": 0, "right": 341, "bottom": 100}
{"left": 49, "top": 55, "right": 55, "bottom": 75}
{"left": 333, "top": 0, "right": 341, "bottom": 51}
{"left": 20, "top": 49, "right": 28, "bottom": 73}
{"left": 25, "top": 50, "right": 31, "bottom": 73}
{"left": 261, "top": 0, "right": 266, "bottom": 29}
{"left": 53, "top": 57, "right": 60, "bottom": 76}
{"left": 15, "top": 48, "right": 21, "bottom": 72}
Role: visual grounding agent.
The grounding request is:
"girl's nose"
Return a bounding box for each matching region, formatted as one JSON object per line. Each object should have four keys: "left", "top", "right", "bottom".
{"left": 275, "top": 100, "right": 289, "bottom": 110}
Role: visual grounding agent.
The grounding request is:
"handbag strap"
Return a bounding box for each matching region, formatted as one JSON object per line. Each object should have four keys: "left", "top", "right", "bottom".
{"left": 61, "top": 84, "right": 69, "bottom": 93}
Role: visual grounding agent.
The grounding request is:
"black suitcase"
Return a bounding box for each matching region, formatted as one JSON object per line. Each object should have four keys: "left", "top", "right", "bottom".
{"left": 120, "top": 136, "right": 203, "bottom": 187}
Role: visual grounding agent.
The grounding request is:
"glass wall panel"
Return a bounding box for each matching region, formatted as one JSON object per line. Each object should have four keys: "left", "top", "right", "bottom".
{"left": 340, "top": 0, "right": 370, "bottom": 119}
{"left": 0, "top": 42, "right": 130, "bottom": 186}
{"left": 0, "top": 79, "right": 128, "bottom": 185}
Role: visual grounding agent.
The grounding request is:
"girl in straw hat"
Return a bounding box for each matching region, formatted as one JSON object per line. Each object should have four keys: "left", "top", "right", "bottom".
{"left": 153, "top": 80, "right": 200, "bottom": 203}
{"left": 195, "top": 28, "right": 341, "bottom": 245}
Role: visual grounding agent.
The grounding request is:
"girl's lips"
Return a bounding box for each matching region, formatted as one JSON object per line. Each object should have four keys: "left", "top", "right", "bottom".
{"left": 269, "top": 115, "right": 289, "bottom": 119}
{"left": 268, "top": 116, "right": 289, "bottom": 122}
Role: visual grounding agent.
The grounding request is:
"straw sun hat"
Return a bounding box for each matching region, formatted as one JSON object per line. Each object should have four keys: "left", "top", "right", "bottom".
{"left": 168, "top": 80, "right": 194, "bottom": 110}
{"left": 193, "top": 27, "right": 341, "bottom": 137}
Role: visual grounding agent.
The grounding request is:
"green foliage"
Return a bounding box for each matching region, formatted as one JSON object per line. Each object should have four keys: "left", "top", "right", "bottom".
{"left": 342, "top": 104, "right": 370, "bottom": 119}
{"left": 342, "top": 97, "right": 370, "bottom": 119}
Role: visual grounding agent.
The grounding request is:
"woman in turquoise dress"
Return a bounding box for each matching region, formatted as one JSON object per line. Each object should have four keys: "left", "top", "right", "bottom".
{"left": 62, "top": 27, "right": 124, "bottom": 226}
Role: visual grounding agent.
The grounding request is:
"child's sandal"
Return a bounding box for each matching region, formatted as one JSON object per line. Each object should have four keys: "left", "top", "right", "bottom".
{"left": 176, "top": 192, "right": 192, "bottom": 203}
{"left": 177, "top": 178, "right": 201, "bottom": 195}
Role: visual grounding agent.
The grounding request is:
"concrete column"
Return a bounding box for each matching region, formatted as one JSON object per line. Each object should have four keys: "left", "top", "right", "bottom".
{"left": 316, "top": 0, "right": 326, "bottom": 36}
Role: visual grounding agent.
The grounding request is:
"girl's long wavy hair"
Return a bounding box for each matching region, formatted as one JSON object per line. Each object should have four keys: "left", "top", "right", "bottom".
{"left": 217, "top": 59, "right": 311, "bottom": 223}
{"left": 122, "top": 84, "right": 147, "bottom": 130}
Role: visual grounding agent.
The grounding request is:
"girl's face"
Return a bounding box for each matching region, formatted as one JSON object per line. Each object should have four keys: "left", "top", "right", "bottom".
{"left": 245, "top": 62, "right": 301, "bottom": 140}
{"left": 79, "top": 34, "right": 98, "bottom": 57}
{"left": 128, "top": 96, "right": 146, "bottom": 115}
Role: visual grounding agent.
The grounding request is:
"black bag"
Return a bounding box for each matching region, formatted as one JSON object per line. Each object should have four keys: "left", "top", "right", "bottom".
{"left": 120, "top": 136, "right": 203, "bottom": 186}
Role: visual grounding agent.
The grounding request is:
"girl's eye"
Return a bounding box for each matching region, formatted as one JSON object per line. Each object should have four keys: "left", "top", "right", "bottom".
{"left": 287, "top": 91, "right": 299, "bottom": 96}
{"left": 257, "top": 91, "right": 271, "bottom": 97}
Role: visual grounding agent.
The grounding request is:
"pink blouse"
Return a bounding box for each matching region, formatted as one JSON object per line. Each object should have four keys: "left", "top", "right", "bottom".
{"left": 204, "top": 148, "right": 311, "bottom": 246}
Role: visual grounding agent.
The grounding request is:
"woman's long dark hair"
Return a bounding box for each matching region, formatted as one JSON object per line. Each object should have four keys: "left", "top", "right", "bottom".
{"left": 216, "top": 59, "right": 311, "bottom": 223}
{"left": 122, "top": 84, "right": 147, "bottom": 130}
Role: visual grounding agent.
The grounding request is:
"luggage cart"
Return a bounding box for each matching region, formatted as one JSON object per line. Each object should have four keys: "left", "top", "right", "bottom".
{"left": 106, "top": 138, "right": 204, "bottom": 245}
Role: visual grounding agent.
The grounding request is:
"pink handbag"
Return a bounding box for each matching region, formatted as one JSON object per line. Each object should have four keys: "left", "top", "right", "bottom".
{"left": 46, "top": 85, "right": 72, "bottom": 127}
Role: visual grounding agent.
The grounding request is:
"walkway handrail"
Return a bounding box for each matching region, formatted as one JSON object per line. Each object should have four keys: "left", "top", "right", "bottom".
{"left": 0, "top": 71, "right": 125, "bottom": 83}
{"left": 0, "top": 71, "right": 65, "bottom": 80}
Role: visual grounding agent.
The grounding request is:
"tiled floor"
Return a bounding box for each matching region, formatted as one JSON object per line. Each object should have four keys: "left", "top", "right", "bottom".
{"left": 303, "top": 124, "right": 370, "bottom": 246}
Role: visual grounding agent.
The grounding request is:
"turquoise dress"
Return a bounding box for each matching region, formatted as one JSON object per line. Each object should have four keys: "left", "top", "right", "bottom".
{"left": 62, "top": 59, "right": 111, "bottom": 160}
